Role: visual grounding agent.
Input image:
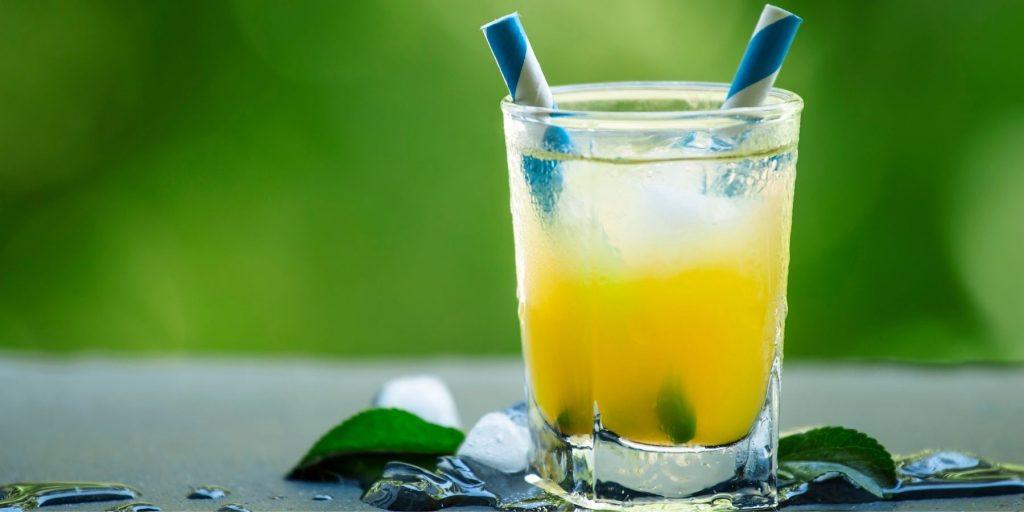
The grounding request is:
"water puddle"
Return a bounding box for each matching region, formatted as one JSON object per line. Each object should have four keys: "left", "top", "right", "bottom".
{"left": 216, "top": 504, "right": 250, "bottom": 512}
{"left": 2, "top": 451, "right": 1019, "bottom": 512}
{"left": 357, "top": 403, "right": 1024, "bottom": 510}
{"left": 362, "top": 456, "right": 557, "bottom": 511}
{"left": 362, "top": 450, "right": 1024, "bottom": 511}
{"left": 781, "top": 449, "right": 1024, "bottom": 505}
{"left": 186, "top": 485, "right": 230, "bottom": 500}
{"left": 0, "top": 482, "right": 138, "bottom": 512}
{"left": 105, "top": 503, "right": 160, "bottom": 512}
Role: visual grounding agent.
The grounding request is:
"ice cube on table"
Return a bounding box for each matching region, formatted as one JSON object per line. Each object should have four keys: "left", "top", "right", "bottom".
{"left": 456, "top": 404, "right": 531, "bottom": 474}
{"left": 372, "top": 375, "right": 461, "bottom": 428}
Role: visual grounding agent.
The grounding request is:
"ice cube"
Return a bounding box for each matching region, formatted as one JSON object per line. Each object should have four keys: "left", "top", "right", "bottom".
{"left": 373, "top": 375, "right": 461, "bottom": 428}
{"left": 456, "top": 404, "right": 531, "bottom": 474}
{"left": 565, "top": 164, "right": 745, "bottom": 268}
{"left": 637, "top": 184, "right": 741, "bottom": 228}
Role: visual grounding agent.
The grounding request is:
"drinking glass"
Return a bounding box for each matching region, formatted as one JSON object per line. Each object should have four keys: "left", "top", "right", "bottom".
{"left": 501, "top": 82, "right": 802, "bottom": 510}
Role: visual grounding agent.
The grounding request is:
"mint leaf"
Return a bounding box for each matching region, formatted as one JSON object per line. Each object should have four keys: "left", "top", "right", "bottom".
{"left": 779, "top": 426, "right": 896, "bottom": 487}
{"left": 655, "top": 377, "right": 695, "bottom": 444}
{"left": 288, "top": 408, "right": 464, "bottom": 486}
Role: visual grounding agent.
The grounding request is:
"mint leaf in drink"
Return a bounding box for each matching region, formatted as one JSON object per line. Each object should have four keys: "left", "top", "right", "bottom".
{"left": 553, "top": 407, "right": 592, "bottom": 435}
{"left": 554, "top": 409, "right": 577, "bottom": 434}
{"left": 779, "top": 426, "right": 897, "bottom": 488}
{"left": 287, "top": 408, "right": 464, "bottom": 487}
{"left": 655, "top": 377, "right": 696, "bottom": 444}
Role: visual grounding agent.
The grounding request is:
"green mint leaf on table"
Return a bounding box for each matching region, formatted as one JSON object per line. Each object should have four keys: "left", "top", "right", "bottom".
{"left": 779, "top": 426, "right": 897, "bottom": 488}
{"left": 287, "top": 408, "right": 464, "bottom": 487}
{"left": 656, "top": 377, "right": 696, "bottom": 444}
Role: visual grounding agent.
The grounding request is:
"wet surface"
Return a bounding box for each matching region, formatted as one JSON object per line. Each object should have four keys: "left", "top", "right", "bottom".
{"left": 361, "top": 456, "right": 563, "bottom": 511}
{"left": 105, "top": 503, "right": 160, "bottom": 512}
{"left": 362, "top": 457, "right": 497, "bottom": 511}
{"left": 1, "top": 357, "right": 1022, "bottom": 511}
{"left": 780, "top": 450, "right": 1024, "bottom": 506}
{"left": 361, "top": 403, "right": 1024, "bottom": 511}
{"left": 0, "top": 482, "right": 137, "bottom": 512}
{"left": 358, "top": 450, "right": 1024, "bottom": 511}
{"left": 216, "top": 504, "right": 250, "bottom": 512}
{"left": 891, "top": 450, "right": 1024, "bottom": 499}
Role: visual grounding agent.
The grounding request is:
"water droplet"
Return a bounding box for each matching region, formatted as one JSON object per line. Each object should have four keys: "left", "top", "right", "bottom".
{"left": 312, "top": 494, "right": 332, "bottom": 501}
{"left": 186, "top": 485, "right": 230, "bottom": 500}
{"left": 106, "top": 502, "right": 160, "bottom": 512}
{"left": 0, "top": 482, "right": 138, "bottom": 511}
{"left": 216, "top": 504, "right": 250, "bottom": 512}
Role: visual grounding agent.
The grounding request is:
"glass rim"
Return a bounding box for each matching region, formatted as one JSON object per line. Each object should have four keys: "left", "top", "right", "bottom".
{"left": 500, "top": 81, "right": 803, "bottom": 122}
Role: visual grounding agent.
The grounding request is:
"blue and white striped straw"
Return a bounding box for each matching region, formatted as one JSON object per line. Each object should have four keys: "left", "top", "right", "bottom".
{"left": 482, "top": 13, "right": 569, "bottom": 217}
{"left": 481, "top": 13, "right": 554, "bottom": 108}
{"left": 722, "top": 4, "right": 802, "bottom": 109}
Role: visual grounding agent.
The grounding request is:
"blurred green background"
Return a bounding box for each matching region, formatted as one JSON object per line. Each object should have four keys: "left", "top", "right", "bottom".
{"left": 0, "top": 0, "right": 1021, "bottom": 362}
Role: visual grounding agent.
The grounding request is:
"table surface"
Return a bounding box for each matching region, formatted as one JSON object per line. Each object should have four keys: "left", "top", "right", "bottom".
{"left": 2, "top": 355, "right": 1023, "bottom": 512}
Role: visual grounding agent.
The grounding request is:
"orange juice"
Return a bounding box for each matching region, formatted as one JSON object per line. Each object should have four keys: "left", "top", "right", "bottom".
{"left": 513, "top": 155, "right": 793, "bottom": 447}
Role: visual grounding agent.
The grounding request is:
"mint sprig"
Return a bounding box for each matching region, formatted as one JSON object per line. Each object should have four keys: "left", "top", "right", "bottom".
{"left": 655, "top": 377, "right": 696, "bottom": 444}
{"left": 288, "top": 408, "right": 464, "bottom": 486}
{"left": 779, "top": 426, "right": 897, "bottom": 488}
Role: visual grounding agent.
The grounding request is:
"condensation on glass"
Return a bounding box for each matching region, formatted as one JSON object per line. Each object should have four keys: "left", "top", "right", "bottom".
{"left": 501, "top": 82, "right": 802, "bottom": 510}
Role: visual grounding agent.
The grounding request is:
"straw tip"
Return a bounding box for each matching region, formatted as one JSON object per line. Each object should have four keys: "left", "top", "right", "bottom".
{"left": 764, "top": 4, "right": 803, "bottom": 24}
{"left": 481, "top": 12, "right": 520, "bottom": 32}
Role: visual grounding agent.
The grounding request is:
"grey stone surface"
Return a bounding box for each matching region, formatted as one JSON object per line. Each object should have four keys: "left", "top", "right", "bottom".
{"left": 1, "top": 355, "right": 1022, "bottom": 511}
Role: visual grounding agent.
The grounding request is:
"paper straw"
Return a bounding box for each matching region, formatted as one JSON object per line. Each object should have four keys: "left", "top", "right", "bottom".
{"left": 722, "top": 4, "right": 802, "bottom": 109}
{"left": 482, "top": 13, "right": 570, "bottom": 217}
{"left": 482, "top": 13, "right": 554, "bottom": 108}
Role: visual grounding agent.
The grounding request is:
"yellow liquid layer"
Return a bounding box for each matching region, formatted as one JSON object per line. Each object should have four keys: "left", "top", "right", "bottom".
{"left": 512, "top": 154, "right": 794, "bottom": 447}
{"left": 521, "top": 263, "right": 781, "bottom": 446}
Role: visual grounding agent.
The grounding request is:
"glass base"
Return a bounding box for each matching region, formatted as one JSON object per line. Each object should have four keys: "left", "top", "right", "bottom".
{"left": 527, "top": 366, "right": 779, "bottom": 511}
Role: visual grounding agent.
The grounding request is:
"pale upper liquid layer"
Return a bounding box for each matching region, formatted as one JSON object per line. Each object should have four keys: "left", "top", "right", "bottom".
{"left": 512, "top": 153, "right": 794, "bottom": 447}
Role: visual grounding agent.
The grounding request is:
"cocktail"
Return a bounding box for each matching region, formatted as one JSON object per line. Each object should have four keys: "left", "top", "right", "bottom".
{"left": 503, "top": 82, "right": 800, "bottom": 509}
{"left": 485, "top": 7, "right": 802, "bottom": 509}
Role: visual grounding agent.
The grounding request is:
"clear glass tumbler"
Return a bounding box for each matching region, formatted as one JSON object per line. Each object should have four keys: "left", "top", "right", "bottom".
{"left": 501, "top": 82, "right": 802, "bottom": 510}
